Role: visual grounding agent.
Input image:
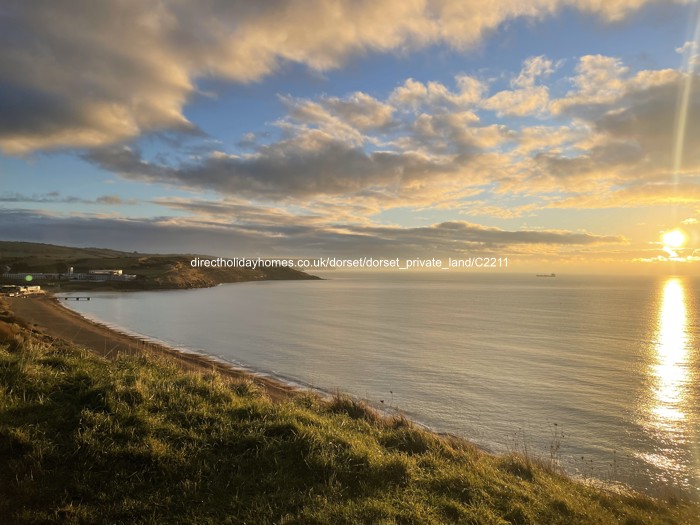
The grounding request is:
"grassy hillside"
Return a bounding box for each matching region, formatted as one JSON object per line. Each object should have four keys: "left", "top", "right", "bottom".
{"left": 0, "top": 241, "right": 318, "bottom": 290}
{"left": 0, "top": 313, "right": 696, "bottom": 524}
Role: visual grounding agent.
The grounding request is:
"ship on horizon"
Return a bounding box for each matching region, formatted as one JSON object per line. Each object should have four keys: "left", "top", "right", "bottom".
{"left": 536, "top": 273, "right": 556, "bottom": 277}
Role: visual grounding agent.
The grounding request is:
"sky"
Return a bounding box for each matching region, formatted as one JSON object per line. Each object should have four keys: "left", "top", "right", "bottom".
{"left": 1, "top": 0, "right": 700, "bottom": 273}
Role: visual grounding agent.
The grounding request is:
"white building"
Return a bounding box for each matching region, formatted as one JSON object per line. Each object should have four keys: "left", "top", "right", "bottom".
{"left": 88, "top": 269, "right": 123, "bottom": 276}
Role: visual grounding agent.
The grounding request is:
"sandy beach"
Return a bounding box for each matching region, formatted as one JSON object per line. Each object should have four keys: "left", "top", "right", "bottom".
{"left": 6, "top": 294, "right": 297, "bottom": 401}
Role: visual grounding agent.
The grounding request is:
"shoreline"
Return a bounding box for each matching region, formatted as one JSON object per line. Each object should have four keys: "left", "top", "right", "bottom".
{"left": 11, "top": 292, "right": 450, "bottom": 422}
{"left": 5, "top": 294, "right": 691, "bottom": 504}
{"left": 7, "top": 292, "right": 438, "bottom": 430}
{"left": 4, "top": 307, "right": 697, "bottom": 525}
{"left": 7, "top": 294, "right": 300, "bottom": 401}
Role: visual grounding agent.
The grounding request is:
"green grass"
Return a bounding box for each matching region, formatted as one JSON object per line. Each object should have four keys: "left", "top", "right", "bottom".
{"left": 0, "top": 335, "right": 697, "bottom": 524}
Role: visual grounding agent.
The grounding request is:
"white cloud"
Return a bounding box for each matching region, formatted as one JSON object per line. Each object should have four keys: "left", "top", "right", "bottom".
{"left": 482, "top": 86, "right": 550, "bottom": 117}
{"left": 324, "top": 93, "right": 396, "bottom": 130}
{"left": 0, "top": 0, "right": 686, "bottom": 153}
{"left": 389, "top": 77, "right": 487, "bottom": 110}
{"left": 75, "top": 51, "right": 700, "bottom": 222}
{"left": 478, "top": 56, "right": 559, "bottom": 117}
{"left": 513, "top": 55, "right": 556, "bottom": 88}
{"left": 551, "top": 55, "right": 630, "bottom": 112}
{"left": 676, "top": 40, "right": 698, "bottom": 56}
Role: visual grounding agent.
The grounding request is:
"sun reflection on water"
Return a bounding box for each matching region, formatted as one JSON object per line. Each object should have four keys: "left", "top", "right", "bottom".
{"left": 649, "top": 278, "right": 690, "bottom": 435}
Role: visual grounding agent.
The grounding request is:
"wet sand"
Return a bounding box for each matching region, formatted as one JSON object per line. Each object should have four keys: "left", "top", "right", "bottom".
{"left": 7, "top": 295, "right": 297, "bottom": 400}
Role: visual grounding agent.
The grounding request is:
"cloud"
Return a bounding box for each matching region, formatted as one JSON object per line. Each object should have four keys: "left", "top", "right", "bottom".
{"left": 479, "top": 56, "right": 558, "bottom": 117}
{"left": 540, "top": 182, "right": 700, "bottom": 209}
{"left": 0, "top": 207, "right": 624, "bottom": 261}
{"left": 593, "top": 79, "right": 700, "bottom": 166}
{"left": 82, "top": 139, "right": 473, "bottom": 202}
{"left": 0, "top": 0, "right": 686, "bottom": 154}
{"left": 513, "top": 56, "right": 556, "bottom": 88}
{"left": 676, "top": 40, "right": 699, "bottom": 58}
{"left": 390, "top": 76, "right": 486, "bottom": 110}
{"left": 277, "top": 92, "right": 398, "bottom": 149}
{"left": 550, "top": 55, "right": 680, "bottom": 117}
{"left": 482, "top": 86, "right": 550, "bottom": 117}
{"left": 352, "top": 221, "right": 624, "bottom": 247}
{"left": 573, "top": 0, "right": 686, "bottom": 21}
{"left": 510, "top": 124, "right": 589, "bottom": 156}
{"left": 76, "top": 51, "right": 700, "bottom": 219}
{"left": 322, "top": 92, "right": 396, "bottom": 131}
{"left": 152, "top": 197, "right": 330, "bottom": 229}
{"left": 492, "top": 59, "right": 700, "bottom": 201}
{"left": 0, "top": 192, "right": 136, "bottom": 205}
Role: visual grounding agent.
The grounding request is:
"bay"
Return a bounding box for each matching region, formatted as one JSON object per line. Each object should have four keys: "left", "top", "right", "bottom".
{"left": 61, "top": 272, "right": 700, "bottom": 498}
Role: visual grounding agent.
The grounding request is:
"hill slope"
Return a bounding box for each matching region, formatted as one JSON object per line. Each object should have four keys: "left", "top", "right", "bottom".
{"left": 0, "top": 241, "right": 318, "bottom": 290}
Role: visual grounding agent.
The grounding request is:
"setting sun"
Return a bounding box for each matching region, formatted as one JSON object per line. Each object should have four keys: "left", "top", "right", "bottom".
{"left": 662, "top": 230, "right": 686, "bottom": 248}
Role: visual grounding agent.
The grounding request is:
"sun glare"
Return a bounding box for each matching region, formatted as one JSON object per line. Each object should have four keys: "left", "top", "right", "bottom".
{"left": 645, "top": 278, "right": 691, "bottom": 440}
{"left": 662, "top": 230, "right": 686, "bottom": 248}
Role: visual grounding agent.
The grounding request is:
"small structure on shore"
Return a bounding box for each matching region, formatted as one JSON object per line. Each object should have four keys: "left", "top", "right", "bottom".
{"left": 88, "top": 269, "right": 123, "bottom": 276}
{"left": 1, "top": 284, "right": 20, "bottom": 296}
{"left": 2, "top": 284, "right": 44, "bottom": 296}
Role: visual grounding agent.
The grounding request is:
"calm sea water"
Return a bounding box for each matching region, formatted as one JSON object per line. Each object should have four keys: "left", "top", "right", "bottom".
{"left": 60, "top": 273, "right": 700, "bottom": 498}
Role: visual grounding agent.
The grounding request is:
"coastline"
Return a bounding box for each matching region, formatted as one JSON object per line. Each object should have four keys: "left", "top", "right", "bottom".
{"left": 4, "top": 306, "right": 697, "bottom": 525}
{"left": 8, "top": 292, "right": 445, "bottom": 433}
{"left": 5, "top": 293, "right": 698, "bottom": 510}
{"left": 12, "top": 292, "right": 461, "bottom": 430}
{"left": 7, "top": 294, "right": 299, "bottom": 401}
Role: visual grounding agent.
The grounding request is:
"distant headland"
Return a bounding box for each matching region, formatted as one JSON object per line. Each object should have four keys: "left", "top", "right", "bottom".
{"left": 0, "top": 241, "right": 319, "bottom": 291}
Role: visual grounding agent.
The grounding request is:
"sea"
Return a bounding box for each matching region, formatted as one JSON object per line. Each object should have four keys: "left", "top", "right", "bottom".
{"left": 59, "top": 272, "right": 700, "bottom": 498}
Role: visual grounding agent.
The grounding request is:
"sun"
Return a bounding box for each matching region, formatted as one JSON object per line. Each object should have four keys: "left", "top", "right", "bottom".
{"left": 662, "top": 230, "right": 686, "bottom": 248}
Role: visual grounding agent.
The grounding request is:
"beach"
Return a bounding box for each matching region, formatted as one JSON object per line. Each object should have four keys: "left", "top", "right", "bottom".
{"left": 6, "top": 294, "right": 297, "bottom": 401}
